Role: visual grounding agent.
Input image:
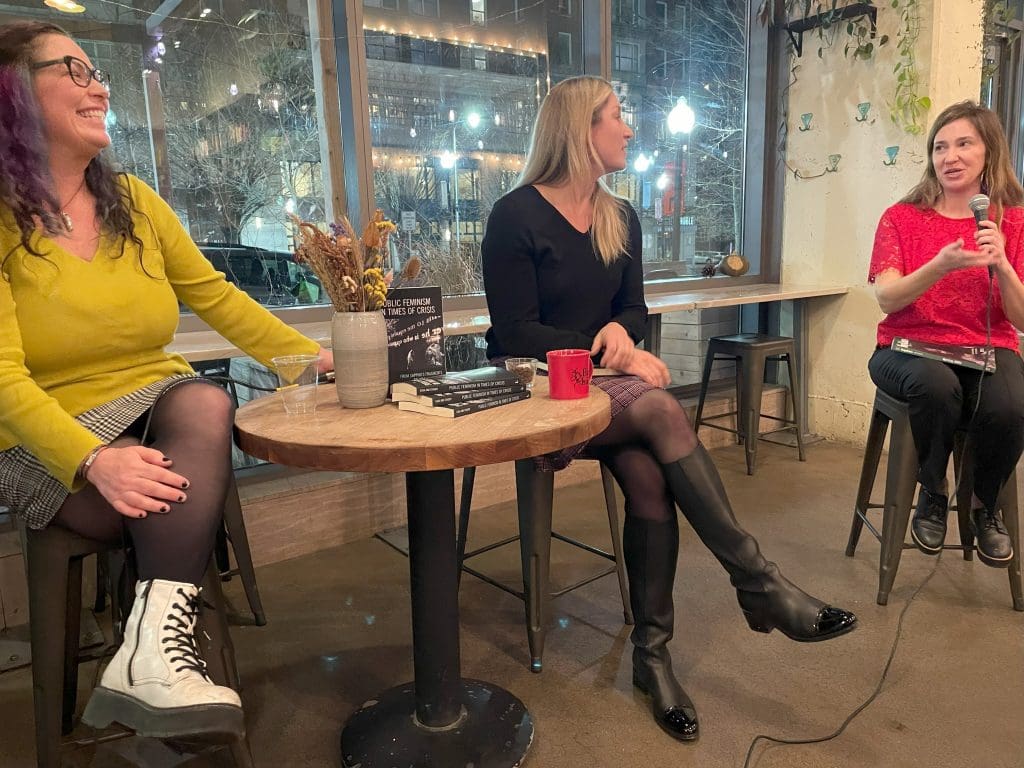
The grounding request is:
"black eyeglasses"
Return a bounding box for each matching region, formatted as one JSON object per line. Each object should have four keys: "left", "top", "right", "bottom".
{"left": 30, "top": 55, "right": 109, "bottom": 89}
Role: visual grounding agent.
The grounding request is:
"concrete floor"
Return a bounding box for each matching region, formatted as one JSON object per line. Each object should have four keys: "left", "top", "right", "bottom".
{"left": 1, "top": 441, "right": 1023, "bottom": 768}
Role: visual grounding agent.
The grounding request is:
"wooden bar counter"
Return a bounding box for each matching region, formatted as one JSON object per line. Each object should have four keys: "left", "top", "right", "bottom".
{"left": 234, "top": 377, "right": 610, "bottom": 768}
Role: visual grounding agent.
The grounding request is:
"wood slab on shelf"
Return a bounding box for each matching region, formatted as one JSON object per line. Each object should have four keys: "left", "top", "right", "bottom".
{"left": 645, "top": 282, "right": 848, "bottom": 314}
{"left": 171, "top": 283, "right": 846, "bottom": 363}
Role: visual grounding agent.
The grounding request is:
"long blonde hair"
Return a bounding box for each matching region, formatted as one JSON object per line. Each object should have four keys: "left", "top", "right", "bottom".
{"left": 902, "top": 100, "right": 1024, "bottom": 222}
{"left": 517, "top": 75, "right": 630, "bottom": 266}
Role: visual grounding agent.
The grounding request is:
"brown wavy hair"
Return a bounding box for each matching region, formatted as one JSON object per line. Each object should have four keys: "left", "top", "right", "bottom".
{"left": 0, "top": 20, "right": 142, "bottom": 263}
{"left": 901, "top": 101, "right": 1024, "bottom": 222}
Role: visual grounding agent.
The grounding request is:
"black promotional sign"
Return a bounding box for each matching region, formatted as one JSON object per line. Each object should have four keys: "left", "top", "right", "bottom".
{"left": 383, "top": 286, "right": 445, "bottom": 385}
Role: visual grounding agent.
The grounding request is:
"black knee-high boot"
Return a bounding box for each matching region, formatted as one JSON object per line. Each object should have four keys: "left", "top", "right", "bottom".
{"left": 661, "top": 445, "right": 857, "bottom": 642}
{"left": 623, "top": 515, "right": 699, "bottom": 741}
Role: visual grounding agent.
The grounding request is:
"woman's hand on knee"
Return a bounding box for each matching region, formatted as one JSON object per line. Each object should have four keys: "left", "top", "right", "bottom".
{"left": 591, "top": 322, "right": 635, "bottom": 370}
{"left": 623, "top": 350, "right": 671, "bottom": 388}
{"left": 85, "top": 446, "right": 190, "bottom": 519}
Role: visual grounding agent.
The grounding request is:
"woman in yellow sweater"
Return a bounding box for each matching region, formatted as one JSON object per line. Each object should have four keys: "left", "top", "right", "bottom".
{"left": 0, "top": 21, "right": 331, "bottom": 740}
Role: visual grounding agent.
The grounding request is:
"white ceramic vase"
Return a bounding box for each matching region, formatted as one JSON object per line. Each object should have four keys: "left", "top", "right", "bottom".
{"left": 331, "top": 310, "right": 389, "bottom": 408}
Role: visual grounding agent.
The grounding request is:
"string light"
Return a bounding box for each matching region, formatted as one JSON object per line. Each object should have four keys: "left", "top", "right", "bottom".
{"left": 44, "top": 0, "right": 86, "bottom": 12}
{"left": 361, "top": 25, "right": 534, "bottom": 57}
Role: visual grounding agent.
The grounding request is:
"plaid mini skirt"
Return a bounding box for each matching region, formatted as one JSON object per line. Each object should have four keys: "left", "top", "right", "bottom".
{"left": 0, "top": 374, "right": 200, "bottom": 530}
{"left": 535, "top": 374, "right": 656, "bottom": 471}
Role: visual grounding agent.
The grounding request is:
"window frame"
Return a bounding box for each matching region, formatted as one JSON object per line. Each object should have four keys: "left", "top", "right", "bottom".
{"left": 556, "top": 31, "right": 573, "bottom": 67}
{"left": 409, "top": 0, "right": 440, "bottom": 17}
{"left": 654, "top": 0, "right": 667, "bottom": 26}
{"left": 612, "top": 40, "right": 639, "bottom": 74}
{"left": 470, "top": 0, "right": 487, "bottom": 25}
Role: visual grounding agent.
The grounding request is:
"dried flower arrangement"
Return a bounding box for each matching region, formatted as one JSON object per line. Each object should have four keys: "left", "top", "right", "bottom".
{"left": 290, "top": 210, "right": 398, "bottom": 312}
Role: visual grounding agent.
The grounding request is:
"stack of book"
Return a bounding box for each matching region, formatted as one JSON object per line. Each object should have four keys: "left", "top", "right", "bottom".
{"left": 390, "top": 366, "right": 530, "bottom": 418}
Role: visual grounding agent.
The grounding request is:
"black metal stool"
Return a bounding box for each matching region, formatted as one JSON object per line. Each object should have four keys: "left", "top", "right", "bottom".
{"left": 191, "top": 363, "right": 268, "bottom": 628}
{"left": 846, "top": 389, "right": 1023, "bottom": 611}
{"left": 456, "top": 460, "right": 633, "bottom": 673}
{"left": 694, "top": 333, "right": 805, "bottom": 475}
{"left": 219, "top": 474, "right": 267, "bottom": 626}
{"left": 20, "top": 523, "right": 255, "bottom": 767}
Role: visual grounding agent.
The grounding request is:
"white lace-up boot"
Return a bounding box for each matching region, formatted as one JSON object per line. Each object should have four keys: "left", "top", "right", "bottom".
{"left": 82, "top": 579, "right": 244, "bottom": 738}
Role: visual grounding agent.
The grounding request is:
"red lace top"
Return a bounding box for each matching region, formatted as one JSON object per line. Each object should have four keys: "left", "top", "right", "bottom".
{"left": 869, "top": 202, "right": 1024, "bottom": 350}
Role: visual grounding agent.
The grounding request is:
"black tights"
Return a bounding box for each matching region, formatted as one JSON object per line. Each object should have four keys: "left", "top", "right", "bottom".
{"left": 53, "top": 381, "right": 235, "bottom": 585}
{"left": 587, "top": 390, "right": 698, "bottom": 523}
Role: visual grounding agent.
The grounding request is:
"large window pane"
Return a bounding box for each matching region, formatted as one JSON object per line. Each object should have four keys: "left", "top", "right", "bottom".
{"left": 0, "top": 1, "right": 328, "bottom": 309}
{"left": 610, "top": 0, "right": 749, "bottom": 280}
{"left": 365, "top": 0, "right": 583, "bottom": 296}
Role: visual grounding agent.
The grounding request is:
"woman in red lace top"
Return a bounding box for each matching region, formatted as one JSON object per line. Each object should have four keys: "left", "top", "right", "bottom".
{"left": 868, "top": 101, "right": 1024, "bottom": 567}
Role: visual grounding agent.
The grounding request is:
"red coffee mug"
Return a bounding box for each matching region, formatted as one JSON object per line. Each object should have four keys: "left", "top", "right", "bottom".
{"left": 547, "top": 349, "right": 593, "bottom": 399}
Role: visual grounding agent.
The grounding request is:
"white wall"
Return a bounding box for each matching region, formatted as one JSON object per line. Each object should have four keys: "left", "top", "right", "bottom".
{"left": 781, "top": 0, "right": 986, "bottom": 444}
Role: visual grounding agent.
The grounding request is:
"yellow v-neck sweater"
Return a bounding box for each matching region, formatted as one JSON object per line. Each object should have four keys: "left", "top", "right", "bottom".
{"left": 0, "top": 175, "right": 319, "bottom": 490}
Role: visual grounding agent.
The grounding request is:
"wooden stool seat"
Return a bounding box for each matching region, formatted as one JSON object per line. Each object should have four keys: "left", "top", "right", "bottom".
{"left": 694, "top": 333, "right": 805, "bottom": 475}
{"left": 846, "top": 388, "right": 1024, "bottom": 611}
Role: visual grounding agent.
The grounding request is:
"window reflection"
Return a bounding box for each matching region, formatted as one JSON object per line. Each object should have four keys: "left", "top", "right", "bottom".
{"left": 365, "top": 0, "right": 582, "bottom": 296}
{"left": 0, "top": 0, "right": 753, "bottom": 305}
{"left": 611, "top": 0, "right": 748, "bottom": 280}
{"left": 0, "top": 0, "right": 327, "bottom": 309}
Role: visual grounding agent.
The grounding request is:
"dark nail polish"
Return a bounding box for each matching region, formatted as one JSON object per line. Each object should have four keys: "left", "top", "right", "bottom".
{"left": 161, "top": 505, "right": 169, "bottom": 513}
{"left": 181, "top": 481, "right": 189, "bottom": 489}
{"left": 163, "top": 456, "right": 171, "bottom": 462}
{"left": 178, "top": 495, "right": 186, "bottom": 503}
{"left": 139, "top": 512, "right": 147, "bottom": 519}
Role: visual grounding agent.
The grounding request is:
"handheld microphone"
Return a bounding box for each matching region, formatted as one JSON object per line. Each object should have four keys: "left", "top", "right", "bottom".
{"left": 969, "top": 193, "right": 992, "bottom": 277}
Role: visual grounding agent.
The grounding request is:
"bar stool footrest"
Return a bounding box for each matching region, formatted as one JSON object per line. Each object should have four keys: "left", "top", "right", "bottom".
{"left": 461, "top": 531, "right": 617, "bottom": 601}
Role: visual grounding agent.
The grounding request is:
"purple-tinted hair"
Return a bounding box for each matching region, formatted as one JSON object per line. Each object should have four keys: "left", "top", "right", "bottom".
{"left": 0, "top": 23, "right": 64, "bottom": 252}
{"left": 0, "top": 20, "right": 142, "bottom": 266}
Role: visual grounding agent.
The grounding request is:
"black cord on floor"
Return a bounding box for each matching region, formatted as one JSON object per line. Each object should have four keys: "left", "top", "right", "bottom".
{"left": 740, "top": 551, "right": 942, "bottom": 768}
{"left": 741, "top": 273, "right": 997, "bottom": 767}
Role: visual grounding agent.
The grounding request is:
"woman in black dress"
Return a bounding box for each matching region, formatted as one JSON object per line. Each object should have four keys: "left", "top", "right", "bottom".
{"left": 482, "top": 75, "right": 857, "bottom": 743}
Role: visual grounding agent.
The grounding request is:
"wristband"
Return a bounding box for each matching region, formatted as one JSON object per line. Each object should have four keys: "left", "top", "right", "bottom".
{"left": 77, "top": 444, "right": 107, "bottom": 481}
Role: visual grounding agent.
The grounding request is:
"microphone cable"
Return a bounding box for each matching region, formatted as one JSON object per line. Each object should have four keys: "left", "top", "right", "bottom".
{"left": 740, "top": 268, "right": 997, "bottom": 768}
{"left": 740, "top": 551, "right": 942, "bottom": 768}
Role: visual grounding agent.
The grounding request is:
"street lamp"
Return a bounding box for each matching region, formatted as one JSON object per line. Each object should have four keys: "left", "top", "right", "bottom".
{"left": 666, "top": 97, "right": 695, "bottom": 264}
{"left": 444, "top": 109, "right": 483, "bottom": 250}
{"left": 632, "top": 152, "right": 651, "bottom": 213}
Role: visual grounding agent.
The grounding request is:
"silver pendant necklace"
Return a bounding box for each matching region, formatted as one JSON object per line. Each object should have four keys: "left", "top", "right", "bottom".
{"left": 59, "top": 177, "right": 87, "bottom": 233}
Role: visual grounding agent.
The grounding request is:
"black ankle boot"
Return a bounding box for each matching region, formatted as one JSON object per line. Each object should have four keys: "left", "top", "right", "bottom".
{"left": 911, "top": 487, "right": 948, "bottom": 555}
{"left": 661, "top": 446, "right": 857, "bottom": 643}
{"left": 971, "top": 507, "right": 1013, "bottom": 568}
{"left": 623, "top": 516, "right": 699, "bottom": 742}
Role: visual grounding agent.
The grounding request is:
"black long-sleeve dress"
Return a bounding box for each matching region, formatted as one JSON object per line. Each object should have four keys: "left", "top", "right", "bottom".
{"left": 482, "top": 185, "right": 657, "bottom": 469}
{"left": 482, "top": 185, "right": 647, "bottom": 359}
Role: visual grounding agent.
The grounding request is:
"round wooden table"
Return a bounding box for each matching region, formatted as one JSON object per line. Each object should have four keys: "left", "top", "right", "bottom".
{"left": 234, "top": 377, "right": 610, "bottom": 768}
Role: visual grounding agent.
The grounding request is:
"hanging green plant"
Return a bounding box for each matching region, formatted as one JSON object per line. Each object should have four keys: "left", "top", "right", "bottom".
{"left": 890, "top": 0, "right": 929, "bottom": 136}
{"left": 844, "top": 8, "right": 889, "bottom": 59}
{"left": 757, "top": 1, "right": 889, "bottom": 60}
{"left": 759, "top": 0, "right": 930, "bottom": 136}
{"left": 982, "top": 1, "right": 1020, "bottom": 83}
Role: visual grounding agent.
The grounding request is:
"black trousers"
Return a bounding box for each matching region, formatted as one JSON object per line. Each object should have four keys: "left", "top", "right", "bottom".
{"left": 868, "top": 347, "right": 1024, "bottom": 509}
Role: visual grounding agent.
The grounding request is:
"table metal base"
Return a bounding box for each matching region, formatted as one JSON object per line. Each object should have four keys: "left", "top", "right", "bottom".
{"left": 341, "top": 679, "right": 533, "bottom": 768}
